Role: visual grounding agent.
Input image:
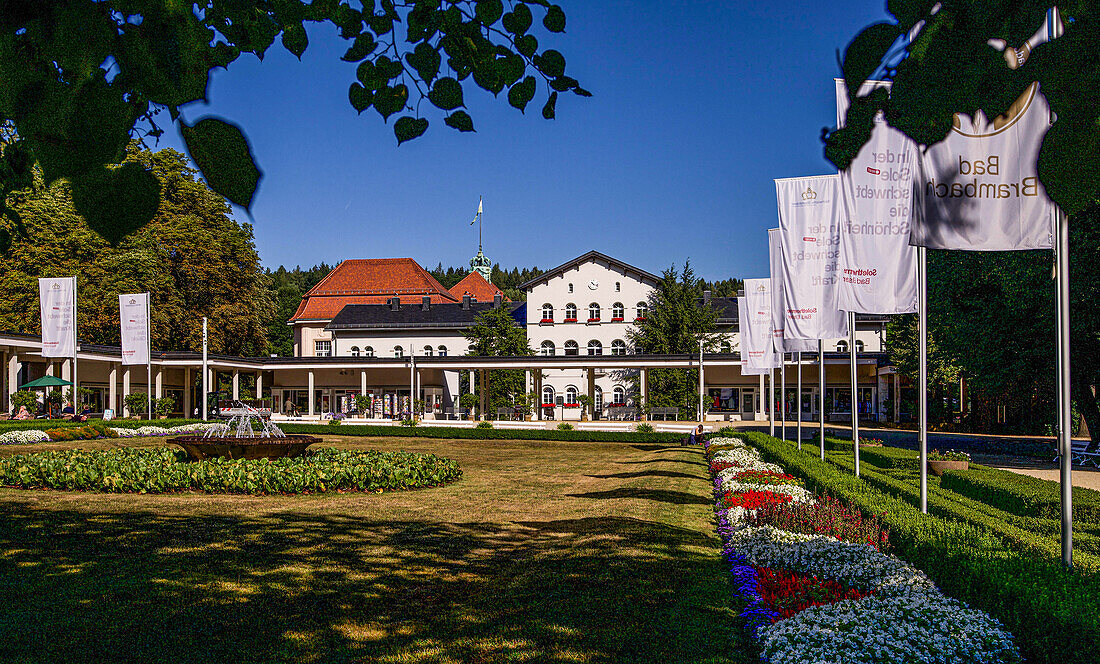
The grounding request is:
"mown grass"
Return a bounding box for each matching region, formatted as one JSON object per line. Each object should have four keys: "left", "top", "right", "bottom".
{"left": 0, "top": 436, "right": 751, "bottom": 664}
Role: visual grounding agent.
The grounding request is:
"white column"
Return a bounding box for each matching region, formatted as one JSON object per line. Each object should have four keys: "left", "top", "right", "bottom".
{"left": 758, "top": 373, "right": 766, "bottom": 420}
{"left": 122, "top": 367, "right": 132, "bottom": 416}
{"left": 0, "top": 349, "right": 6, "bottom": 414}
{"left": 61, "top": 359, "right": 71, "bottom": 383}
{"left": 255, "top": 372, "right": 263, "bottom": 400}
{"left": 46, "top": 362, "right": 55, "bottom": 377}
{"left": 108, "top": 364, "right": 118, "bottom": 415}
{"left": 639, "top": 368, "right": 648, "bottom": 412}
{"left": 155, "top": 367, "right": 164, "bottom": 399}
{"left": 468, "top": 370, "right": 475, "bottom": 394}
{"left": 307, "top": 369, "right": 315, "bottom": 417}
{"left": 7, "top": 353, "right": 19, "bottom": 414}
{"left": 232, "top": 369, "right": 240, "bottom": 400}
{"left": 360, "top": 370, "right": 367, "bottom": 396}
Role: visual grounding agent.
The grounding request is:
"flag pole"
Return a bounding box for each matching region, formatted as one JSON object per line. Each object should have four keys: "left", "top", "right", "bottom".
{"left": 797, "top": 351, "right": 803, "bottom": 449}
{"left": 918, "top": 246, "right": 929, "bottom": 513}
{"left": 768, "top": 367, "right": 775, "bottom": 437}
{"left": 72, "top": 276, "right": 78, "bottom": 414}
{"left": 780, "top": 352, "right": 787, "bottom": 441}
{"left": 819, "top": 339, "right": 826, "bottom": 460}
{"left": 146, "top": 294, "right": 152, "bottom": 420}
{"left": 850, "top": 311, "right": 859, "bottom": 476}
{"left": 201, "top": 317, "right": 208, "bottom": 422}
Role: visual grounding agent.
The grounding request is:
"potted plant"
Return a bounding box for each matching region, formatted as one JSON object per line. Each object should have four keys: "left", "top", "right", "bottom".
{"left": 578, "top": 394, "right": 594, "bottom": 421}
{"left": 123, "top": 393, "right": 148, "bottom": 419}
{"left": 520, "top": 391, "right": 538, "bottom": 421}
{"left": 154, "top": 395, "right": 175, "bottom": 419}
{"left": 354, "top": 394, "right": 371, "bottom": 419}
{"left": 927, "top": 449, "right": 971, "bottom": 476}
{"left": 460, "top": 393, "right": 478, "bottom": 420}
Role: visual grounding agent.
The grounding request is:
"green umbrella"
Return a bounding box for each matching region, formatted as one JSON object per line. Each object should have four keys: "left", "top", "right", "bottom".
{"left": 19, "top": 375, "right": 73, "bottom": 389}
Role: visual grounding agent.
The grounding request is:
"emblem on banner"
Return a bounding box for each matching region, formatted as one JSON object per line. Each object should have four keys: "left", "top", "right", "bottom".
{"left": 756, "top": 284, "right": 766, "bottom": 292}
{"left": 801, "top": 187, "right": 817, "bottom": 201}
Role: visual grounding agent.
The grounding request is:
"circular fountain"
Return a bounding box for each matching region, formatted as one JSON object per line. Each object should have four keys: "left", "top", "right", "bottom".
{"left": 170, "top": 402, "right": 321, "bottom": 461}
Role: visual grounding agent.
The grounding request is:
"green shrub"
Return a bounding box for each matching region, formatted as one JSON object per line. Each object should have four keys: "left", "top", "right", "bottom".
{"left": 557, "top": 423, "right": 574, "bottom": 431}
{"left": 123, "top": 393, "right": 150, "bottom": 416}
{"left": 0, "top": 447, "right": 461, "bottom": 494}
{"left": 859, "top": 444, "right": 921, "bottom": 470}
{"left": 10, "top": 390, "right": 38, "bottom": 415}
{"left": 475, "top": 421, "right": 493, "bottom": 429}
{"left": 741, "top": 431, "right": 1100, "bottom": 664}
{"left": 280, "top": 422, "right": 686, "bottom": 444}
{"left": 400, "top": 417, "right": 419, "bottom": 427}
{"left": 941, "top": 466, "right": 1100, "bottom": 524}
{"left": 635, "top": 423, "right": 654, "bottom": 433}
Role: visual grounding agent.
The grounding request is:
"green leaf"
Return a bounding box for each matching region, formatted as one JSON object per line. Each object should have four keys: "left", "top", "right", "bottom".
{"left": 573, "top": 86, "right": 593, "bottom": 97}
{"left": 535, "top": 49, "right": 566, "bottom": 77}
{"left": 180, "top": 117, "right": 263, "bottom": 209}
{"left": 475, "top": 0, "right": 504, "bottom": 25}
{"left": 370, "top": 13, "right": 394, "bottom": 36}
{"left": 498, "top": 53, "right": 525, "bottom": 85}
{"left": 394, "top": 116, "right": 429, "bottom": 144}
{"left": 373, "top": 84, "right": 409, "bottom": 120}
{"left": 473, "top": 62, "right": 504, "bottom": 95}
{"left": 357, "top": 60, "right": 384, "bottom": 90}
{"left": 543, "top": 5, "right": 566, "bottom": 32}
{"left": 842, "top": 22, "right": 902, "bottom": 100}
{"left": 428, "top": 77, "right": 464, "bottom": 110}
{"left": 348, "top": 83, "right": 373, "bottom": 113}
{"left": 342, "top": 33, "right": 378, "bottom": 62}
{"left": 406, "top": 42, "right": 442, "bottom": 84}
{"left": 541, "top": 90, "right": 558, "bottom": 119}
{"left": 550, "top": 75, "right": 577, "bottom": 92}
{"left": 508, "top": 75, "right": 537, "bottom": 112}
{"left": 502, "top": 5, "right": 533, "bottom": 35}
{"left": 281, "top": 22, "right": 308, "bottom": 59}
{"left": 70, "top": 163, "right": 161, "bottom": 245}
{"left": 445, "top": 111, "right": 475, "bottom": 132}
{"left": 515, "top": 34, "right": 538, "bottom": 58}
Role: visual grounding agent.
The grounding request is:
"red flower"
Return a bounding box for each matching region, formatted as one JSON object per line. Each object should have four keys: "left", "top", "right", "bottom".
{"left": 755, "top": 567, "right": 874, "bottom": 620}
{"left": 719, "top": 490, "right": 793, "bottom": 510}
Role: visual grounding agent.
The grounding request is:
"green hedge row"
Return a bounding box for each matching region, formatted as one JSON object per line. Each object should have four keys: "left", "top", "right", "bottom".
{"left": 281, "top": 423, "right": 685, "bottom": 444}
{"left": 740, "top": 431, "right": 1100, "bottom": 664}
{"left": 0, "top": 446, "right": 461, "bottom": 494}
{"left": 941, "top": 465, "right": 1100, "bottom": 524}
{"left": 858, "top": 444, "right": 921, "bottom": 470}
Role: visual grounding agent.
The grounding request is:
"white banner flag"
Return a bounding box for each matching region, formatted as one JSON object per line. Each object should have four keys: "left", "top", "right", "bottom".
{"left": 119, "top": 293, "right": 150, "bottom": 366}
{"left": 775, "top": 175, "right": 850, "bottom": 340}
{"left": 39, "top": 277, "right": 76, "bottom": 358}
{"left": 912, "top": 81, "right": 1055, "bottom": 250}
{"left": 769, "top": 228, "right": 818, "bottom": 353}
{"left": 739, "top": 279, "right": 779, "bottom": 375}
{"left": 835, "top": 80, "right": 919, "bottom": 313}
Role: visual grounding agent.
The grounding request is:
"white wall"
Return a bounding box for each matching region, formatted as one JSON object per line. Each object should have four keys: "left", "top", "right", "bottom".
{"left": 332, "top": 330, "right": 467, "bottom": 358}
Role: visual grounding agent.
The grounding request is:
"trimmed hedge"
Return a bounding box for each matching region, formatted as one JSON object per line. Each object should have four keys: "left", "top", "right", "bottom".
{"left": 942, "top": 465, "right": 1100, "bottom": 524}
{"left": 0, "top": 446, "right": 461, "bottom": 494}
{"left": 281, "top": 422, "right": 685, "bottom": 444}
{"left": 858, "top": 444, "right": 921, "bottom": 470}
{"left": 740, "top": 431, "right": 1100, "bottom": 664}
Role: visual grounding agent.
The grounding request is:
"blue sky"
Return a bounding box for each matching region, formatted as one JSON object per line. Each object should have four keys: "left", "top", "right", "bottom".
{"left": 157, "top": 1, "right": 892, "bottom": 280}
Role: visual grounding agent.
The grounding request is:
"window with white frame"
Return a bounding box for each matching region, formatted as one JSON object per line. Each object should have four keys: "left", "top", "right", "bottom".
{"left": 613, "top": 385, "right": 625, "bottom": 405}
{"left": 364, "top": 346, "right": 374, "bottom": 357}
{"left": 565, "top": 385, "right": 578, "bottom": 404}
{"left": 350, "top": 346, "right": 360, "bottom": 357}
{"left": 636, "top": 301, "right": 648, "bottom": 319}
{"left": 542, "top": 385, "right": 555, "bottom": 405}
{"left": 541, "top": 340, "right": 556, "bottom": 356}
{"left": 587, "top": 340, "right": 602, "bottom": 356}
{"left": 610, "top": 339, "right": 626, "bottom": 356}
{"left": 541, "top": 303, "right": 553, "bottom": 321}
{"left": 564, "top": 340, "right": 579, "bottom": 356}
{"left": 855, "top": 340, "right": 865, "bottom": 353}
{"left": 588, "top": 302, "right": 600, "bottom": 321}
{"left": 612, "top": 302, "right": 624, "bottom": 320}
{"left": 836, "top": 340, "right": 849, "bottom": 353}
{"left": 314, "top": 340, "right": 331, "bottom": 357}
{"left": 565, "top": 303, "right": 578, "bottom": 321}
{"left": 423, "top": 346, "right": 434, "bottom": 356}
{"left": 394, "top": 346, "right": 405, "bottom": 358}
{"left": 437, "top": 346, "right": 447, "bottom": 357}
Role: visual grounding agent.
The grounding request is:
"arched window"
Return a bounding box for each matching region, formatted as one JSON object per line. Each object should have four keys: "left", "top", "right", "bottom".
{"left": 588, "top": 303, "right": 600, "bottom": 321}
{"left": 542, "top": 385, "right": 555, "bottom": 405}
{"left": 568, "top": 282, "right": 574, "bottom": 293}
{"left": 613, "top": 385, "right": 625, "bottom": 405}
{"left": 611, "top": 339, "right": 627, "bottom": 356}
{"left": 588, "top": 340, "right": 603, "bottom": 356}
{"left": 350, "top": 346, "right": 360, "bottom": 357}
{"left": 364, "top": 346, "right": 374, "bottom": 357}
{"left": 541, "top": 340, "right": 556, "bottom": 356}
{"left": 564, "top": 340, "right": 579, "bottom": 356}
{"left": 565, "top": 385, "right": 578, "bottom": 404}
{"left": 636, "top": 301, "right": 648, "bottom": 320}
{"left": 423, "top": 346, "right": 434, "bottom": 356}
{"left": 541, "top": 303, "right": 554, "bottom": 322}
{"left": 615, "top": 281, "right": 621, "bottom": 292}
{"left": 437, "top": 346, "right": 447, "bottom": 357}
{"left": 836, "top": 340, "right": 849, "bottom": 353}
{"left": 394, "top": 346, "right": 404, "bottom": 358}
{"left": 565, "top": 303, "right": 578, "bottom": 321}
{"left": 855, "top": 340, "right": 865, "bottom": 353}
{"left": 612, "top": 302, "right": 624, "bottom": 320}
{"left": 720, "top": 340, "right": 732, "bottom": 354}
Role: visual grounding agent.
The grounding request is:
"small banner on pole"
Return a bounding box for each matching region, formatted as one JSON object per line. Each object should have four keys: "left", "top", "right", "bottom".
{"left": 775, "top": 175, "right": 850, "bottom": 340}
{"left": 835, "top": 80, "right": 919, "bottom": 313}
{"left": 38, "top": 277, "right": 76, "bottom": 358}
{"left": 119, "top": 293, "right": 150, "bottom": 366}
{"left": 739, "top": 279, "right": 779, "bottom": 375}
{"left": 769, "top": 228, "right": 818, "bottom": 352}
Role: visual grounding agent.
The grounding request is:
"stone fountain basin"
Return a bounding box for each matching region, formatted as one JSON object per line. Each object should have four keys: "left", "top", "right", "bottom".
{"left": 169, "top": 435, "right": 322, "bottom": 461}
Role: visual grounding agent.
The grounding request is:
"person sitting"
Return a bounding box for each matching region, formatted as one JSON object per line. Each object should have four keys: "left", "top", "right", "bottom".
{"left": 15, "top": 405, "right": 32, "bottom": 420}
{"left": 683, "top": 424, "right": 706, "bottom": 446}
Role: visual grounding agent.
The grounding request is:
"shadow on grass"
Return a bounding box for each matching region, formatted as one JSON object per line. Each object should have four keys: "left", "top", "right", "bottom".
{"left": 0, "top": 506, "right": 750, "bottom": 664}
{"left": 566, "top": 488, "right": 713, "bottom": 506}
{"left": 587, "top": 470, "right": 705, "bottom": 481}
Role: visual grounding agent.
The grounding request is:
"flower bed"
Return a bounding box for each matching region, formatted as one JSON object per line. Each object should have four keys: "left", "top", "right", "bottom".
{"left": 705, "top": 436, "right": 1019, "bottom": 664}
{"left": 0, "top": 422, "right": 224, "bottom": 444}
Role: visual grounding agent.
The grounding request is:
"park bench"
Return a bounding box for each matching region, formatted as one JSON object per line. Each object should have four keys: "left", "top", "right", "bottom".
{"left": 495, "top": 407, "right": 522, "bottom": 421}
{"left": 1054, "top": 440, "right": 1100, "bottom": 468}
{"left": 649, "top": 407, "right": 679, "bottom": 421}
{"left": 608, "top": 406, "right": 638, "bottom": 421}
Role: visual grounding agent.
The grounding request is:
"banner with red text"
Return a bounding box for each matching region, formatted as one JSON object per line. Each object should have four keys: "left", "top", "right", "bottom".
{"left": 739, "top": 279, "right": 779, "bottom": 375}
{"left": 769, "top": 228, "right": 818, "bottom": 352}
{"left": 775, "top": 175, "right": 850, "bottom": 340}
{"left": 119, "top": 293, "right": 150, "bottom": 366}
{"left": 835, "top": 79, "right": 919, "bottom": 313}
{"left": 39, "top": 277, "right": 76, "bottom": 358}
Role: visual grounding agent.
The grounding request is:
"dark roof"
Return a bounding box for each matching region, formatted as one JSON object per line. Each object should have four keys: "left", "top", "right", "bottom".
{"left": 705, "top": 296, "right": 739, "bottom": 323}
{"left": 326, "top": 301, "right": 526, "bottom": 331}
{"left": 518, "top": 251, "right": 661, "bottom": 290}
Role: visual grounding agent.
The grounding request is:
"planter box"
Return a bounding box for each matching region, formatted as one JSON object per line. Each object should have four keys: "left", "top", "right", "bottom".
{"left": 928, "top": 459, "right": 969, "bottom": 476}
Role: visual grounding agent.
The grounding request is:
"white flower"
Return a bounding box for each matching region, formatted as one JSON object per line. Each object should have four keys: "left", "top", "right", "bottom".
{"left": 0, "top": 429, "right": 49, "bottom": 445}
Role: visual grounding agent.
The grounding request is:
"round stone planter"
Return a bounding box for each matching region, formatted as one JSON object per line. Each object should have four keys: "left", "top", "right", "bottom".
{"left": 928, "top": 459, "right": 969, "bottom": 476}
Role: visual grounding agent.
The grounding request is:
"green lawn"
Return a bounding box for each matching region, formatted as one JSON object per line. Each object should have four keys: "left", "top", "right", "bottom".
{"left": 0, "top": 436, "right": 751, "bottom": 664}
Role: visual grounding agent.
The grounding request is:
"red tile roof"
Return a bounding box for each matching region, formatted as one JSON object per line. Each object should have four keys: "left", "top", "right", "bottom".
{"left": 449, "top": 271, "right": 508, "bottom": 302}
{"left": 290, "top": 258, "right": 457, "bottom": 322}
